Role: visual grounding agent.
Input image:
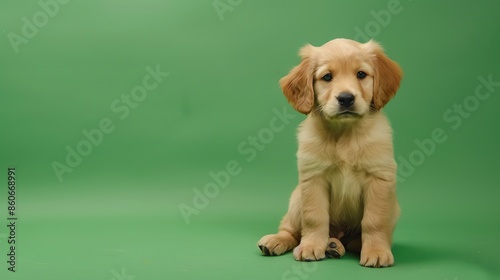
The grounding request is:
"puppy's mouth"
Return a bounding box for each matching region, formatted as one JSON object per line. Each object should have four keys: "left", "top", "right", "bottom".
{"left": 323, "top": 110, "right": 361, "bottom": 122}
{"left": 336, "top": 110, "right": 361, "bottom": 118}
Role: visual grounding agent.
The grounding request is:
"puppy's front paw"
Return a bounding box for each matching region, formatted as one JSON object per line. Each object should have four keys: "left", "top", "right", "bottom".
{"left": 360, "top": 247, "right": 394, "bottom": 268}
{"left": 257, "top": 233, "right": 297, "bottom": 256}
{"left": 293, "top": 242, "right": 327, "bottom": 261}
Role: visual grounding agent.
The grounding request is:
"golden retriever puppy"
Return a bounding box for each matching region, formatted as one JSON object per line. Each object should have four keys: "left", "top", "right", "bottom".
{"left": 257, "top": 38, "right": 402, "bottom": 268}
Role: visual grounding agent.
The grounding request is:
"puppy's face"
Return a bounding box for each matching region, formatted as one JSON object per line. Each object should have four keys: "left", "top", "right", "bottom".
{"left": 280, "top": 39, "right": 402, "bottom": 121}
{"left": 313, "top": 40, "right": 375, "bottom": 121}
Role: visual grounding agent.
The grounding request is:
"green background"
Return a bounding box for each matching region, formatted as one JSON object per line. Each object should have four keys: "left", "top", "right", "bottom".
{"left": 1, "top": 0, "right": 500, "bottom": 279}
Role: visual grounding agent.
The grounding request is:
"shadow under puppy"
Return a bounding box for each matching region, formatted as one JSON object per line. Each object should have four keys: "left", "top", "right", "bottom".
{"left": 257, "top": 38, "right": 403, "bottom": 268}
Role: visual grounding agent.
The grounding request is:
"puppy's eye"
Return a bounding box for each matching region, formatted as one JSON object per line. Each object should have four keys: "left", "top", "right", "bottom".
{"left": 357, "top": 71, "right": 367, "bottom": 79}
{"left": 322, "top": 73, "right": 332, "bottom": 82}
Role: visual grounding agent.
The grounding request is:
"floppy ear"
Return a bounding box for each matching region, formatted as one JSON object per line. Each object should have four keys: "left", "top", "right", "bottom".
{"left": 366, "top": 40, "right": 403, "bottom": 111}
{"left": 279, "top": 45, "right": 315, "bottom": 114}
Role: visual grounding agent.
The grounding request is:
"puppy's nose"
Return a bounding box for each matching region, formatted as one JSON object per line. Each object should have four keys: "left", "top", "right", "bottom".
{"left": 337, "top": 92, "right": 355, "bottom": 108}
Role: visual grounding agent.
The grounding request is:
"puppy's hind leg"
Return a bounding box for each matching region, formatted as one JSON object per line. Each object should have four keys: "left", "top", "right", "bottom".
{"left": 258, "top": 188, "right": 301, "bottom": 256}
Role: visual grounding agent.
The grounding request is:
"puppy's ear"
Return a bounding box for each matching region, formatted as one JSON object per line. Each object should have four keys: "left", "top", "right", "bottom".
{"left": 279, "top": 44, "right": 315, "bottom": 114}
{"left": 366, "top": 40, "right": 403, "bottom": 111}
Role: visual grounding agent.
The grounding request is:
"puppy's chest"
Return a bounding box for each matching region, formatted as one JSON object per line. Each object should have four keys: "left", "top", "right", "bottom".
{"left": 326, "top": 162, "right": 364, "bottom": 225}
{"left": 315, "top": 140, "right": 364, "bottom": 172}
{"left": 323, "top": 143, "right": 365, "bottom": 192}
{"left": 304, "top": 141, "right": 365, "bottom": 222}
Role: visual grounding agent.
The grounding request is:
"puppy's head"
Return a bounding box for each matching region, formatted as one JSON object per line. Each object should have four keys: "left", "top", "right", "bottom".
{"left": 280, "top": 39, "right": 402, "bottom": 122}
